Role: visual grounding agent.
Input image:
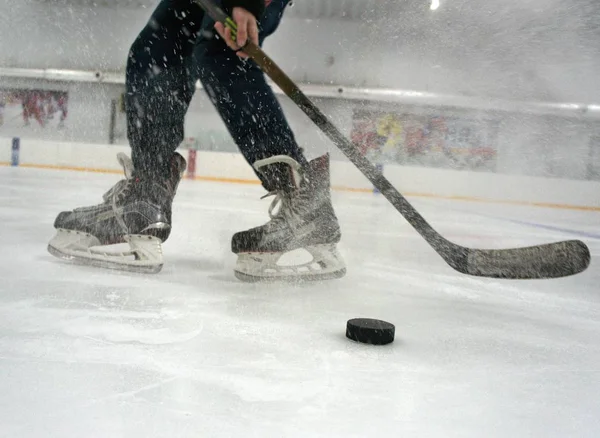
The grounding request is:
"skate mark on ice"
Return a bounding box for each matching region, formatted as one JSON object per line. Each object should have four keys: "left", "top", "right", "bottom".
{"left": 65, "top": 323, "right": 203, "bottom": 345}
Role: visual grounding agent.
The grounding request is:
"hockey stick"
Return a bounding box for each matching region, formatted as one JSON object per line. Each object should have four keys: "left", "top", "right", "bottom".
{"left": 195, "top": 0, "right": 591, "bottom": 279}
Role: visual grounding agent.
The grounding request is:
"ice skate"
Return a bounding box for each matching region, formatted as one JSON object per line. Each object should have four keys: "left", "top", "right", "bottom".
{"left": 232, "top": 153, "right": 346, "bottom": 283}
{"left": 47, "top": 152, "right": 186, "bottom": 273}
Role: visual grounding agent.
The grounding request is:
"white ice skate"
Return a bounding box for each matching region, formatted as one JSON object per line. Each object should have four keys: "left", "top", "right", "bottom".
{"left": 48, "top": 152, "right": 186, "bottom": 273}
{"left": 231, "top": 154, "right": 346, "bottom": 283}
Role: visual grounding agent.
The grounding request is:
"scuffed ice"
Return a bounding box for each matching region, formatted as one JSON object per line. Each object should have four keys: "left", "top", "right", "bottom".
{"left": 0, "top": 168, "right": 599, "bottom": 437}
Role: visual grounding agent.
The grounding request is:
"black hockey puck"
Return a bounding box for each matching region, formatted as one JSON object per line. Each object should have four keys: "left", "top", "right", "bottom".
{"left": 346, "top": 318, "right": 395, "bottom": 345}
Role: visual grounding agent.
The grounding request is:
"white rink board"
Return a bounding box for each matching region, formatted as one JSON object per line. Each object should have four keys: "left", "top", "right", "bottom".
{"left": 2, "top": 136, "right": 600, "bottom": 208}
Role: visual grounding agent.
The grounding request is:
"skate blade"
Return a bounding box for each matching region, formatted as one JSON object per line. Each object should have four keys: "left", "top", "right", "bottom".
{"left": 234, "top": 244, "right": 346, "bottom": 283}
{"left": 234, "top": 267, "right": 346, "bottom": 283}
{"left": 48, "top": 244, "right": 163, "bottom": 274}
{"left": 48, "top": 229, "right": 164, "bottom": 274}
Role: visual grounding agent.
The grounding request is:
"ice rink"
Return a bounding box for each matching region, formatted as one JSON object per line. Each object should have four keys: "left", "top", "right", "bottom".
{"left": 1, "top": 165, "right": 599, "bottom": 438}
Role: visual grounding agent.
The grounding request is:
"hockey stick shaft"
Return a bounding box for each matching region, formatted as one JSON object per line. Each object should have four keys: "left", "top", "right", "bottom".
{"left": 195, "top": 0, "right": 591, "bottom": 279}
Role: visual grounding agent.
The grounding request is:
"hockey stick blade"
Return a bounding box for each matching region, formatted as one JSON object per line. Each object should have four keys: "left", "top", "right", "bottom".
{"left": 449, "top": 240, "right": 590, "bottom": 279}
{"left": 195, "top": 0, "right": 592, "bottom": 279}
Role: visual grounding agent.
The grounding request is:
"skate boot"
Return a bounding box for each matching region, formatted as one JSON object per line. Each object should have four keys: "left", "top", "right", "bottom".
{"left": 47, "top": 152, "right": 186, "bottom": 273}
{"left": 232, "top": 153, "right": 346, "bottom": 282}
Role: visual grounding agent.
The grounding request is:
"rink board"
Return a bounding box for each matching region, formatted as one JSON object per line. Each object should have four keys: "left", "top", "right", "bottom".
{"left": 1, "top": 136, "right": 599, "bottom": 210}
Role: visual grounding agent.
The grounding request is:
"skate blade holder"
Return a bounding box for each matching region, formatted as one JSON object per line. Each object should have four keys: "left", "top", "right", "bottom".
{"left": 234, "top": 244, "right": 346, "bottom": 282}
{"left": 49, "top": 230, "right": 164, "bottom": 274}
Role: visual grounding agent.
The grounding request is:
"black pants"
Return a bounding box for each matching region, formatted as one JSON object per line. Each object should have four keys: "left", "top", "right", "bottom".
{"left": 125, "top": 0, "right": 306, "bottom": 185}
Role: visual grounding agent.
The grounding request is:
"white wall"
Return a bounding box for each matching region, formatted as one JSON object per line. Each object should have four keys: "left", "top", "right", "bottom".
{"left": 0, "top": 2, "right": 147, "bottom": 72}
{"left": 2, "top": 137, "right": 599, "bottom": 209}
{"left": 2, "top": 1, "right": 600, "bottom": 102}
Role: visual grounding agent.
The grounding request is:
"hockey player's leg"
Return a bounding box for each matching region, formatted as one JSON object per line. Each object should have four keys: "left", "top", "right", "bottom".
{"left": 126, "top": 0, "right": 205, "bottom": 179}
{"left": 194, "top": 31, "right": 346, "bottom": 282}
{"left": 48, "top": 0, "right": 201, "bottom": 272}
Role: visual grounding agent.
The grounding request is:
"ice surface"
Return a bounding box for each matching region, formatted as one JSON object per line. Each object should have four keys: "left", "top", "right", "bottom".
{"left": 0, "top": 166, "right": 599, "bottom": 438}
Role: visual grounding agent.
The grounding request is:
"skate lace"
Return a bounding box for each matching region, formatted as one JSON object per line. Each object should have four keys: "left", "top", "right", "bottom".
{"left": 102, "top": 153, "right": 135, "bottom": 203}
{"left": 263, "top": 185, "right": 313, "bottom": 230}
